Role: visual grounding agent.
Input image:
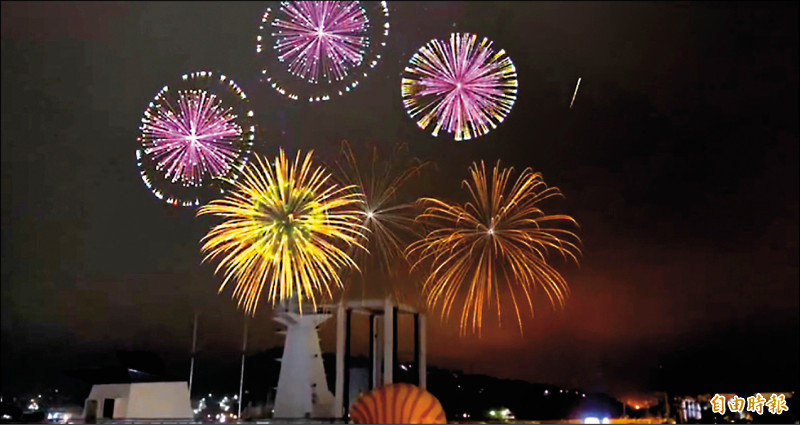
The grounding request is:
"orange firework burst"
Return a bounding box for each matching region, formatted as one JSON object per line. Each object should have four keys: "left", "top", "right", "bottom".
{"left": 332, "top": 140, "right": 430, "bottom": 300}
{"left": 406, "top": 160, "right": 581, "bottom": 334}
{"left": 198, "top": 149, "right": 367, "bottom": 314}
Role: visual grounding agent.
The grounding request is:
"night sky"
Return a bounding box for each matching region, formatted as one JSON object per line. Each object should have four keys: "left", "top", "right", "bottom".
{"left": 2, "top": 2, "right": 798, "bottom": 399}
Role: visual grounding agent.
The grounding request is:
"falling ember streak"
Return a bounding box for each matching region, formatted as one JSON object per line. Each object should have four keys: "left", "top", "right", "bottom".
{"left": 569, "top": 77, "right": 581, "bottom": 109}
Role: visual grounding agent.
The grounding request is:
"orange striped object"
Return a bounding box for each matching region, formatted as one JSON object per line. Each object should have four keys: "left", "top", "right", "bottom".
{"left": 349, "top": 383, "right": 447, "bottom": 424}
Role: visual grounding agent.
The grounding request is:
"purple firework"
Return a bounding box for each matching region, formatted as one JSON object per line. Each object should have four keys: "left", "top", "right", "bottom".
{"left": 257, "top": 1, "right": 390, "bottom": 102}
{"left": 137, "top": 71, "right": 255, "bottom": 207}
{"left": 273, "top": 1, "right": 368, "bottom": 84}
{"left": 401, "top": 33, "right": 518, "bottom": 141}
{"left": 142, "top": 90, "right": 241, "bottom": 186}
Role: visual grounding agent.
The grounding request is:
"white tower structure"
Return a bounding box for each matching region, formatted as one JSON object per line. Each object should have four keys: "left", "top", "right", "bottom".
{"left": 272, "top": 301, "right": 335, "bottom": 419}
{"left": 271, "top": 296, "right": 427, "bottom": 420}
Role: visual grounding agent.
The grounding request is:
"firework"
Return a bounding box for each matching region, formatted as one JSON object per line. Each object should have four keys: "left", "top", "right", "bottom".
{"left": 198, "top": 149, "right": 367, "bottom": 314}
{"left": 570, "top": 77, "right": 581, "bottom": 109}
{"left": 406, "top": 161, "right": 581, "bottom": 334}
{"left": 137, "top": 71, "right": 255, "bottom": 207}
{"left": 331, "top": 141, "right": 430, "bottom": 299}
{"left": 401, "top": 33, "right": 518, "bottom": 141}
{"left": 257, "top": 1, "right": 390, "bottom": 102}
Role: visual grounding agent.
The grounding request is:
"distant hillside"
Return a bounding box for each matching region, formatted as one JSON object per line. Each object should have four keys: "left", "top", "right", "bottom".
{"left": 187, "top": 347, "right": 623, "bottom": 421}
{"left": 425, "top": 366, "right": 623, "bottom": 420}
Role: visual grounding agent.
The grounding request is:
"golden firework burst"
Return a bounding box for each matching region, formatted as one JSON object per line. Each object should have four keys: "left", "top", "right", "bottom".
{"left": 332, "top": 140, "right": 430, "bottom": 301}
{"left": 406, "top": 160, "right": 581, "bottom": 334}
{"left": 198, "top": 149, "right": 367, "bottom": 314}
{"left": 334, "top": 141, "right": 430, "bottom": 273}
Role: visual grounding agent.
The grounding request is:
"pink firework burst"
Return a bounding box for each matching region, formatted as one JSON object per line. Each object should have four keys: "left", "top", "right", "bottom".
{"left": 257, "top": 1, "right": 390, "bottom": 102}
{"left": 401, "top": 33, "right": 518, "bottom": 141}
{"left": 273, "top": 1, "right": 369, "bottom": 84}
{"left": 137, "top": 71, "right": 255, "bottom": 207}
{"left": 142, "top": 90, "right": 242, "bottom": 186}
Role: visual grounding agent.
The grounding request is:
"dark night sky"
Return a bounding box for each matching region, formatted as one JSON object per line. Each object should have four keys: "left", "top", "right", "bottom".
{"left": 1, "top": 1, "right": 798, "bottom": 398}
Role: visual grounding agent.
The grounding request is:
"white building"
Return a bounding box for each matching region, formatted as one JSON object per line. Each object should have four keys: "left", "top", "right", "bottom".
{"left": 83, "top": 381, "right": 192, "bottom": 421}
{"left": 272, "top": 307, "right": 336, "bottom": 419}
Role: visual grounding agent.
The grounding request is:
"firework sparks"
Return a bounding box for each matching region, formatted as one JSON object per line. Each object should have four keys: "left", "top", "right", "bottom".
{"left": 137, "top": 71, "right": 255, "bottom": 207}
{"left": 570, "top": 77, "right": 581, "bottom": 109}
{"left": 143, "top": 90, "right": 241, "bottom": 186}
{"left": 198, "top": 149, "right": 367, "bottom": 313}
{"left": 401, "top": 32, "right": 518, "bottom": 141}
{"left": 332, "top": 140, "right": 430, "bottom": 299}
{"left": 406, "top": 161, "right": 581, "bottom": 334}
{"left": 274, "top": 1, "right": 368, "bottom": 84}
{"left": 257, "top": 1, "right": 390, "bottom": 102}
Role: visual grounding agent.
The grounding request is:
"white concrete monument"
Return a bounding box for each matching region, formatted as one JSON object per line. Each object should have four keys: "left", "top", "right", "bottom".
{"left": 272, "top": 302, "right": 335, "bottom": 419}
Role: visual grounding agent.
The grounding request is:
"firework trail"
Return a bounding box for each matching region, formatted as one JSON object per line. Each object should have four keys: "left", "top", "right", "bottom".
{"left": 570, "top": 77, "right": 581, "bottom": 109}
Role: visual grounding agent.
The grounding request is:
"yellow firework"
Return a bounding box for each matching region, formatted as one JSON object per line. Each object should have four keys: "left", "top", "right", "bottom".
{"left": 406, "top": 160, "right": 581, "bottom": 334}
{"left": 198, "top": 149, "right": 367, "bottom": 314}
